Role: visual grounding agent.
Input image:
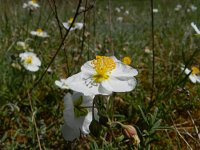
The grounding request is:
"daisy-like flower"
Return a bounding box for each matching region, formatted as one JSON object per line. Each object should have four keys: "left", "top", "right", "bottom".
{"left": 66, "top": 56, "right": 138, "bottom": 96}
{"left": 191, "top": 22, "right": 200, "bottom": 35}
{"left": 190, "top": 4, "right": 197, "bottom": 11}
{"left": 62, "top": 92, "right": 97, "bottom": 141}
{"left": 55, "top": 79, "right": 69, "bottom": 89}
{"left": 23, "top": 0, "right": 40, "bottom": 10}
{"left": 122, "top": 56, "right": 132, "bottom": 65}
{"left": 115, "top": 7, "right": 121, "bottom": 13}
{"left": 19, "top": 52, "right": 41, "bottom": 72}
{"left": 63, "top": 18, "right": 83, "bottom": 31}
{"left": 181, "top": 65, "right": 200, "bottom": 83}
{"left": 30, "top": 28, "right": 49, "bottom": 38}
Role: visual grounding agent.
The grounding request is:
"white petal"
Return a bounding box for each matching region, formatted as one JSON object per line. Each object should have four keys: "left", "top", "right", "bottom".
{"left": 63, "top": 93, "right": 75, "bottom": 127}
{"left": 185, "top": 68, "right": 191, "bottom": 75}
{"left": 103, "top": 76, "right": 137, "bottom": 92}
{"left": 61, "top": 124, "right": 80, "bottom": 141}
{"left": 196, "top": 75, "right": 200, "bottom": 83}
{"left": 189, "top": 75, "right": 197, "bottom": 83}
{"left": 81, "top": 61, "right": 95, "bottom": 74}
{"left": 66, "top": 72, "right": 101, "bottom": 96}
{"left": 63, "top": 22, "right": 70, "bottom": 29}
{"left": 30, "top": 31, "right": 37, "bottom": 36}
{"left": 32, "top": 56, "right": 41, "bottom": 66}
{"left": 75, "top": 23, "right": 83, "bottom": 30}
{"left": 25, "top": 65, "right": 39, "bottom": 72}
{"left": 112, "top": 62, "right": 138, "bottom": 77}
{"left": 98, "top": 83, "right": 113, "bottom": 95}
{"left": 191, "top": 22, "right": 200, "bottom": 34}
{"left": 81, "top": 111, "right": 93, "bottom": 134}
{"left": 55, "top": 79, "right": 69, "bottom": 89}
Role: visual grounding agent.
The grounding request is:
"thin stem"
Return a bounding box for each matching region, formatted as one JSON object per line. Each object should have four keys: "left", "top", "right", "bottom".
{"left": 150, "top": 0, "right": 155, "bottom": 101}
{"left": 108, "top": 0, "right": 114, "bottom": 55}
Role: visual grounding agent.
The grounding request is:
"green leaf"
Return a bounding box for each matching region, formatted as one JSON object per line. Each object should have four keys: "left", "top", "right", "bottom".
{"left": 73, "top": 96, "right": 88, "bottom": 117}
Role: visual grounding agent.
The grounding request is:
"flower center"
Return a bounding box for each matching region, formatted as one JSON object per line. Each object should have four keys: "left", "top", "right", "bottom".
{"left": 68, "top": 18, "right": 74, "bottom": 24}
{"left": 36, "top": 28, "right": 43, "bottom": 33}
{"left": 191, "top": 66, "right": 200, "bottom": 74}
{"left": 92, "top": 56, "right": 116, "bottom": 83}
{"left": 122, "top": 56, "right": 132, "bottom": 65}
{"left": 25, "top": 56, "right": 33, "bottom": 64}
{"left": 31, "top": 0, "right": 37, "bottom": 4}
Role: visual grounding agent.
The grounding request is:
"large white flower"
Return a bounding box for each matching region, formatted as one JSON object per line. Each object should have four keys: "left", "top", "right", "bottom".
{"left": 30, "top": 28, "right": 49, "bottom": 38}
{"left": 66, "top": 56, "right": 138, "bottom": 96}
{"left": 63, "top": 18, "right": 83, "bottom": 31}
{"left": 181, "top": 65, "right": 200, "bottom": 83}
{"left": 62, "top": 92, "right": 96, "bottom": 141}
{"left": 19, "top": 52, "right": 41, "bottom": 72}
{"left": 191, "top": 22, "right": 200, "bottom": 35}
{"left": 23, "top": 0, "right": 40, "bottom": 10}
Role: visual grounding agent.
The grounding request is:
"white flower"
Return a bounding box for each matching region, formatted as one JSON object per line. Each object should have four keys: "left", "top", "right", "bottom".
{"left": 65, "top": 56, "right": 138, "bottom": 96}
{"left": 153, "top": 8, "right": 158, "bottom": 13}
{"left": 23, "top": 0, "right": 40, "bottom": 10}
{"left": 174, "top": 4, "right": 182, "bottom": 11}
{"left": 19, "top": 52, "right": 41, "bottom": 72}
{"left": 191, "top": 22, "right": 200, "bottom": 34}
{"left": 181, "top": 65, "right": 200, "bottom": 83}
{"left": 30, "top": 28, "right": 49, "bottom": 38}
{"left": 63, "top": 18, "right": 83, "bottom": 31}
{"left": 55, "top": 79, "right": 69, "bottom": 89}
{"left": 61, "top": 92, "right": 97, "bottom": 141}
{"left": 190, "top": 4, "right": 197, "bottom": 11}
{"left": 115, "top": 7, "right": 121, "bottom": 13}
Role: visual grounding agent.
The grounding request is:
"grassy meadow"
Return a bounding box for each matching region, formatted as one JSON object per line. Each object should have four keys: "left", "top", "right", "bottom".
{"left": 0, "top": 0, "right": 200, "bottom": 149}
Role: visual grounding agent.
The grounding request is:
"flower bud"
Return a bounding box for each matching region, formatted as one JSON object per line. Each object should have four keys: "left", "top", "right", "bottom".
{"left": 122, "top": 124, "right": 140, "bottom": 146}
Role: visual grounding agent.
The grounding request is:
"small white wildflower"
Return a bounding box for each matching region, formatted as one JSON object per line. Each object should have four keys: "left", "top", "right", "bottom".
{"left": 63, "top": 18, "right": 83, "bottom": 31}
{"left": 30, "top": 28, "right": 49, "bottom": 38}
{"left": 153, "top": 8, "right": 158, "bottom": 13}
{"left": 23, "top": 0, "right": 40, "bottom": 10}
{"left": 174, "top": 4, "right": 182, "bottom": 11}
{"left": 19, "top": 52, "right": 41, "bottom": 72}
{"left": 190, "top": 4, "right": 197, "bottom": 11}
{"left": 181, "top": 65, "right": 200, "bottom": 83}
{"left": 115, "top": 7, "right": 121, "bottom": 13}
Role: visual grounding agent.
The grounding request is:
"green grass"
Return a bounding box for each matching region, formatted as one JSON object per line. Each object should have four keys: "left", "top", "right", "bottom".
{"left": 0, "top": 0, "right": 200, "bottom": 149}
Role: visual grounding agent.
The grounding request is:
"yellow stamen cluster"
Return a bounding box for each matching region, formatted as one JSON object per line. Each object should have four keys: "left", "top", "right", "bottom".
{"left": 25, "top": 56, "right": 33, "bottom": 64}
{"left": 36, "top": 28, "right": 43, "bottom": 33}
{"left": 68, "top": 18, "right": 74, "bottom": 24}
{"left": 31, "top": 0, "right": 37, "bottom": 3}
{"left": 122, "top": 56, "right": 132, "bottom": 65}
{"left": 191, "top": 66, "right": 200, "bottom": 74}
{"left": 91, "top": 56, "right": 116, "bottom": 83}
